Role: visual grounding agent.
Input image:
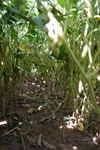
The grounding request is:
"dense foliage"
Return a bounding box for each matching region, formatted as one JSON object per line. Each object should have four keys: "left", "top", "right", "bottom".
{"left": 0, "top": 0, "right": 100, "bottom": 130}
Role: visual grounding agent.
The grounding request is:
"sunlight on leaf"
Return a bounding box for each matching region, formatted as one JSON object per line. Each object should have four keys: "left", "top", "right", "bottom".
{"left": 83, "top": 0, "right": 92, "bottom": 17}
{"left": 97, "top": 75, "right": 100, "bottom": 81}
{"left": 82, "top": 43, "right": 92, "bottom": 64}
{"left": 78, "top": 81, "right": 84, "bottom": 93}
{"left": 84, "top": 22, "right": 89, "bottom": 37}
{"left": 94, "top": 15, "right": 100, "bottom": 20}
{"left": 82, "top": 44, "right": 88, "bottom": 57}
{"left": 46, "top": 12, "right": 63, "bottom": 43}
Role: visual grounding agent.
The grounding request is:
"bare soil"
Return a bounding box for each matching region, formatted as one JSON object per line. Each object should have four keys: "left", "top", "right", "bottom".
{"left": 0, "top": 78, "right": 100, "bottom": 150}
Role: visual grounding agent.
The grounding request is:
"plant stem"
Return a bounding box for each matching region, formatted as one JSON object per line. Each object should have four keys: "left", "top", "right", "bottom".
{"left": 66, "top": 42, "right": 100, "bottom": 116}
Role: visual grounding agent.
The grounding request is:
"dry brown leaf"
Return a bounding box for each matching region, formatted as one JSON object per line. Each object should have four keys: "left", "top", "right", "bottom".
{"left": 27, "top": 108, "right": 34, "bottom": 114}
{"left": 38, "top": 134, "right": 42, "bottom": 146}
{"left": 42, "top": 140, "right": 56, "bottom": 149}
{"left": 22, "top": 104, "right": 32, "bottom": 108}
{"left": 27, "top": 136, "right": 38, "bottom": 147}
{"left": 13, "top": 116, "right": 18, "bottom": 120}
{"left": 51, "top": 110, "right": 56, "bottom": 119}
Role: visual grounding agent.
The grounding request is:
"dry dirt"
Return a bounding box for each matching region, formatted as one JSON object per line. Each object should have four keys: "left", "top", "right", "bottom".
{"left": 0, "top": 78, "right": 100, "bottom": 150}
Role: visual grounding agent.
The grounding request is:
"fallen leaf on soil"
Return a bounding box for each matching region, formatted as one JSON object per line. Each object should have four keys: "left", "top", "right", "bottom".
{"left": 40, "top": 115, "right": 51, "bottom": 122}
{"left": 22, "top": 104, "right": 32, "bottom": 108}
{"left": 42, "top": 140, "right": 56, "bottom": 149}
{"left": 27, "top": 135, "right": 38, "bottom": 147}
{"left": 51, "top": 110, "right": 56, "bottom": 119}
{"left": 13, "top": 116, "right": 18, "bottom": 120}
{"left": 27, "top": 108, "right": 35, "bottom": 114}
{"left": 38, "top": 134, "right": 42, "bottom": 146}
{"left": 27, "top": 135, "right": 56, "bottom": 149}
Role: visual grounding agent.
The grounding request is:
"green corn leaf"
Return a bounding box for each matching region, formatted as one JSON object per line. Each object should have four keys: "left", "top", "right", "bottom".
{"left": 58, "top": 0, "right": 65, "bottom": 8}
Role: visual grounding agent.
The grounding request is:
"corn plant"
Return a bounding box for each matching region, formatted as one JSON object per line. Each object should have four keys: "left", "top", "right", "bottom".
{"left": 36, "top": 0, "right": 100, "bottom": 130}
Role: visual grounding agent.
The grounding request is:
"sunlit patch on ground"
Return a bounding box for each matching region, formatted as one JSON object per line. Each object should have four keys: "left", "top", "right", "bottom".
{"left": 38, "top": 105, "right": 43, "bottom": 111}
{"left": 0, "top": 120, "right": 7, "bottom": 126}
{"left": 92, "top": 132, "right": 100, "bottom": 146}
{"left": 73, "top": 146, "right": 78, "bottom": 150}
{"left": 59, "top": 114, "right": 84, "bottom": 132}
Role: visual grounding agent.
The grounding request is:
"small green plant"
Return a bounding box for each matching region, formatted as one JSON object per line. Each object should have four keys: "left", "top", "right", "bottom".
{"left": 44, "top": 100, "right": 52, "bottom": 109}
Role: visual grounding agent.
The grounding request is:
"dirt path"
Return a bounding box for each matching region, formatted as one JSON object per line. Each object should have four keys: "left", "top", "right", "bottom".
{"left": 0, "top": 78, "right": 99, "bottom": 150}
